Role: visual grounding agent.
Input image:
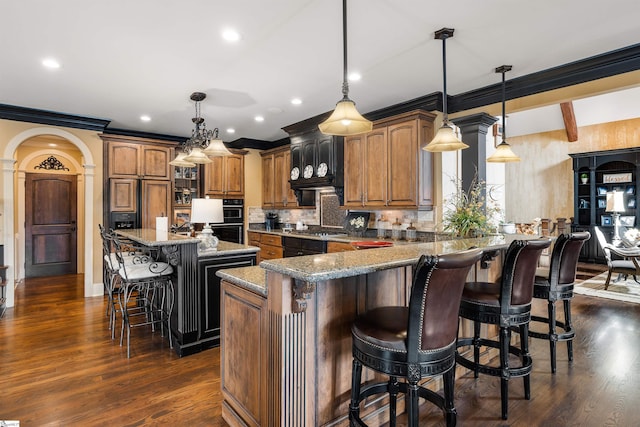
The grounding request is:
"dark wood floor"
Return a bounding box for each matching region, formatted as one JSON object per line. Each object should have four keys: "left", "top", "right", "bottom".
{"left": 1, "top": 271, "right": 639, "bottom": 426}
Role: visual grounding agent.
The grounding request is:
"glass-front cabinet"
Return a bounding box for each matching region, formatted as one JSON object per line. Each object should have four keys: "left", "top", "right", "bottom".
{"left": 173, "top": 166, "right": 199, "bottom": 225}
{"left": 571, "top": 148, "right": 640, "bottom": 263}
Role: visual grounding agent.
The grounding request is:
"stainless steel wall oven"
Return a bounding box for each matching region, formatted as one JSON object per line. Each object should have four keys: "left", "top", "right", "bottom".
{"left": 210, "top": 199, "right": 244, "bottom": 244}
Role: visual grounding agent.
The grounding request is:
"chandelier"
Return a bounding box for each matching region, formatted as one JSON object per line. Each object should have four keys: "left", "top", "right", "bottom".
{"left": 169, "top": 92, "right": 232, "bottom": 167}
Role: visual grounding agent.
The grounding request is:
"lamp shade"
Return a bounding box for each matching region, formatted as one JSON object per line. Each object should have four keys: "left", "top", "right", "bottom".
{"left": 191, "top": 198, "right": 224, "bottom": 224}
{"left": 184, "top": 147, "right": 213, "bottom": 164}
{"left": 424, "top": 123, "right": 469, "bottom": 152}
{"left": 606, "top": 191, "right": 625, "bottom": 213}
{"left": 169, "top": 151, "right": 196, "bottom": 167}
{"left": 487, "top": 141, "right": 521, "bottom": 162}
{"left": 318, "top": 99, "right": 373, "bottom": 136}
{"left": 203, "top": 138, "right": 233, "bottom": 157}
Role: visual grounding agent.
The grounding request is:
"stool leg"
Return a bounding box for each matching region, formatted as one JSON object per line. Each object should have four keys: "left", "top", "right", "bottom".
{"left": 548, "top": 300, "right": 558, "bottom": 373}
{"left": 564, "top": 299, "right": 573, "bottom": 362}
{"left": 473, "top": 320, "right": 481, "bottom": 378}
{"left": 520, "top": 323, "right": 531, "bottom": 400}
{"left": 407, "top": 381, "right": 419, "bottom": 427}
{"left": 349, "top": 359, "right": 363, "bottom": 425}
{"left": 500, "top": 325, "right": 510, "bottom": 420}
{"left": 389, "top": 376, "right": 399, "bottom": 427}
{"left": 443, "top": 368, "right": 457, "bottom": 427}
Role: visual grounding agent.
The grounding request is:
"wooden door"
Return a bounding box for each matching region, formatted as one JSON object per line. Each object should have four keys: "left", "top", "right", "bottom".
{"left": 108, "top": 142, "right": 140, "bottom": 177}
{"left": 262, "top": 155, "right": 275, "bottom": 208}
{"left": 204, "top": 156, "right": 225, "bottom": 196}
{"left": 141, "top": 180, "right": 171, "bottom": 229}
{"left": 344, "top": 135, "right": 365, "bottom": 207}
{"left": 25, "top": 173, "right": 77, "bottom": 277}
{"left": 387, "top": 121, "right": 418, "bottom": 207}
{"left": 363, "top": 128, "right": 388, "bottom": 207}
{"left": 140, "top": 145, "right": 171, "bottom": 180}
{"left": 225, "top": 155, "right": 244, "bottom": 197}
{"left": 273, "top": 150, "right": 287, "bottom": 207}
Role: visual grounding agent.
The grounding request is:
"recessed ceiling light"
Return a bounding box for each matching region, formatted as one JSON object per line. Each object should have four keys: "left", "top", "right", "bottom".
{"left": 42, "top": 58, "right": 61, "bottom": 69}
{"left": 348, "top": 72, "right": 361, "bottom": 82}
{"left": 291, "top": 98, "right": 302, "bottom": 105}
{"left": 222, "top": 29, "right": 240, "bottom": 42}
{"left": 226, "top": 128, "right": 235, "bottom": 134}
{"left": 254, "top": 116, "right": 264, "bottom": 122}
{"left": 140, "top": 115, "right": 151, "bottom": 122}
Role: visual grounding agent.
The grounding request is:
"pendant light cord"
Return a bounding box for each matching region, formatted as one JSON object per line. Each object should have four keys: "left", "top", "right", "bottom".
{"left": 441, "top": 35, "right": 448, "bottom": 122}
{"left": 341, "top": 0, "right": 349, "bottom": 100}
{"left": 496, "top": 65, "right": 512, "bottom": 143}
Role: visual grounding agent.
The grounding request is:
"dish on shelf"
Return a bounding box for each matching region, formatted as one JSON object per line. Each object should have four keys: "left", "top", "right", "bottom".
{"left": 303, "top": 164, "right": 314, "bottom": 179}
{"left": 351, "top": 241, "right": 394, "bottom": 250}
{"left": 290, "top": 167, "right": 299, "bottom": 180}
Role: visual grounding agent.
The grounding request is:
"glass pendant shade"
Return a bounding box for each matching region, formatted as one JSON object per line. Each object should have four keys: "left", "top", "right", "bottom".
{"left": 424, "top": 122, "right": 469, "bottom": 152}
{"left": 487, "top": 141, "right": 521, "bottom": 162}
{"left": 318, "top": 99, "right": 373, "bottom": 136}
{"left": 203, "top": 138, "right": 233, "bottom": 156}
{"left": 184, "top": 147, "right": 212, "bottom": 164}
{"left": 169, "top": 151, "right": 196, "bottom": 167}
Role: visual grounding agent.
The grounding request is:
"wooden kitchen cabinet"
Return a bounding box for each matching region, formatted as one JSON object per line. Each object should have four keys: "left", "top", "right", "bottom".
{"left": 261, "top": 146, "right": 298, "bottom": 209}
{"left": 258, "top": 233, "right": 283, "bottom": 260}
{"left": 344, "top": 110, "right": 435, "bottom": 209}
{"left": 140, "top": 180, "right": 172, "bottom": 229}
{"left": 109, "top": 178, "right": 137, "bottom": 212}
{"left": 326, "top": 241, "right": 356, "bottom": 253}
{"left": 107, "top": 138, "right": 172, "bottom": 180}
{"left": 203, "top": 152, "right": 245, "bottom": 197}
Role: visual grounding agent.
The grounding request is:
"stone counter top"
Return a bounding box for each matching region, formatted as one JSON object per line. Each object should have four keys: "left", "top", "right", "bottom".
{"left": 247, "top": 228, "right": 418, "bottom": 245}
{"left": 217, "top": 266, "right": 267, "bottom": 297}
{"left": 115, "top": 228, "right": 201, "bottom": 246}
{"left": 259, "top": 234, "right": 544, "bottom": 283}
{"left": 198, "top": 241, "right": 260, "bottom": 258}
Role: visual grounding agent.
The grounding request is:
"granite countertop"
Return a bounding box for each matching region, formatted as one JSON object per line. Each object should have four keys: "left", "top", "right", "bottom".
{"left": 115, "top": 228, "right": 201, "bottom": 246}
{"left": 247, "top": 228, "right": 416, "bottom": 244}
{"left": 199, "top": 241, "right": 260, "bottom": 257}
{"left": 217, "top": 265, "right": 267, "bottom": 297}
{"left": 218, "top": 234, "right": 547, "bottom": 293}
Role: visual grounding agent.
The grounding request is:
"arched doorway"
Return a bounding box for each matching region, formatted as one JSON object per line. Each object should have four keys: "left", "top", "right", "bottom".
{"left": 2, "top": 127, "right": 97, "bottom": 308}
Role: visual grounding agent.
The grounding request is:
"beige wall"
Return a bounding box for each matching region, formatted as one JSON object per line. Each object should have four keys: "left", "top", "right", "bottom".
{"left": 0, "top": 119, "right": 104, "bottom": 300}
{"left": 506, "top": 117, "right": 640, "bottom": 223}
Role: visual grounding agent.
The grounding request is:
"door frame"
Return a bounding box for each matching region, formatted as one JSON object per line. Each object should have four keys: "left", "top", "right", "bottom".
{"left": 2, "top": 127, "right": 97, "bottom": 308}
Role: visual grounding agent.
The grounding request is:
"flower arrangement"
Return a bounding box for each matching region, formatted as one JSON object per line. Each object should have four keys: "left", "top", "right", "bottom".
{"left": 442, "top": 175, "right": 502, "bottom": 238}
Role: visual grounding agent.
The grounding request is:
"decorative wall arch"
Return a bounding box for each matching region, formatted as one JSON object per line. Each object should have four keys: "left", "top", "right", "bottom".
{"left": 2, "top": 127, "right": 97, "bottom": 308}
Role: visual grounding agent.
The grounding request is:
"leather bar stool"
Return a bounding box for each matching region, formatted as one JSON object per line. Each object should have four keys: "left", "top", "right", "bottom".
{"left": 529, "top": 231, "right": 590, "bottom": 373}
{"left": 456, "top": 238, "right": 551, "bottom": 420}
{"left": 349, "top": 248, "right": 483, "bottom": 427}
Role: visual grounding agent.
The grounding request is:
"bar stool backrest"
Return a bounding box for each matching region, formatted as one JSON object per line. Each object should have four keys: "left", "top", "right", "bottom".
{"left": 549, "top": 232, "right": 590, "bottom": 286}
{"left": 502, "top": 239, "right": 551, "bottom": 307}
{"left": 407, "top": 248, "right": 483, "bottom": 355}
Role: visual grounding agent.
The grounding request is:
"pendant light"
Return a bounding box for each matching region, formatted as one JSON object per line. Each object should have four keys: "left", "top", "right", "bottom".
{"left": 169, "top": 151, "right": 196, "bottom": 167}
{"left": 318, "top": 0, "right": 372, "bottom": 136}
{"left": 487, "top": 65, "right": 520, "bottom": 162}
{"left": 424, "top": 28, "right": 468, "bottom": 152}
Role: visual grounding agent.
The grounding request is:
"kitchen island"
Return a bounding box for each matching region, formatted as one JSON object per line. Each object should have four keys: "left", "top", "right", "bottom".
{"left": 115, "top": 229, "right": 259, "bottom": 356}
{"left": 217, "top": 234, "right": 535, "bottom": 426}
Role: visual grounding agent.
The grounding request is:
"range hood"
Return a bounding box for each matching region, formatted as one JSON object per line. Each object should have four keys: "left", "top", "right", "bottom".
{"left": 283, "top": 121, "right": 345, "bottom": 205}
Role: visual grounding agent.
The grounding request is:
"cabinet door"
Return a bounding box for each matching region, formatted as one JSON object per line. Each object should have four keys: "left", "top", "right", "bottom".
{"left": 364, "top": 129, "right": 388, "bottom": 207}
{"left": 262, "top": 155, "right": 275, "bottom": 208}
{"left": 387, "top": 121, "right": 418, "bottom": 207}
{"left": 284, "top": 149, "right": 298, "bottom": 206}
{"left": 141, "top": 180, "right": 171, "bottom": 229}
{"left": 317, "top": 136, "right": 335, "bottom": 174}
{"left": 110, "top": 178, "right": 137, "bottom": 212}
{"left": 141, "top": 145, "right": 171, "bottom": 180}
{"left": 225, "top": 154, "right": 245, "bottom": 197}
{"left": 274, "top": 151, "right": 287, "bottom": 207}
{"left": 200, "top": 255, "right": 256, "bottom": 342}
{"left": 344, "top": 135, "right": 365, "bottom": 207}
{"left": 108, "top": 142, "right": 139, "bottom": 177}
{"left": 204, "top": 156, "right": 225, "bottom": 196}
{"left": 302, "top": 139, "right": 317, "bottom": 174}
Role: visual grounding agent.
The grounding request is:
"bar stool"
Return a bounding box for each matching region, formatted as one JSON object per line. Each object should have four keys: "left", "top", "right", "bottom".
{"left": 456, "top": 238, "right": 551, "bottom": 420}
{"left": 529, "top": 232, "right": 590, "bottom": 373}
{"left": 349, "top": 248, "right": 483, "bottom": 427}
{"left": 113, "top": 235, "right": 175, "bottom": 358}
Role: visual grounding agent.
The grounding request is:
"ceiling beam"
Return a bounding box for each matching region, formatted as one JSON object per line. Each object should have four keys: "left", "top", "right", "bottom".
{"left": 560, "top": 102, "right": 578, "bottom": 142}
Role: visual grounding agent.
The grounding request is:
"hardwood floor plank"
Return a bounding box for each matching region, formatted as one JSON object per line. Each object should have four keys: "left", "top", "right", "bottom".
{"left": 1, "top": 273, "right": 639, "bottom": 426}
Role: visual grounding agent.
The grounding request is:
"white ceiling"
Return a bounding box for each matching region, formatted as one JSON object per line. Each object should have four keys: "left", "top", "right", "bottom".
{"left": 1, "top": 0, "right": 639, "bottom": 143}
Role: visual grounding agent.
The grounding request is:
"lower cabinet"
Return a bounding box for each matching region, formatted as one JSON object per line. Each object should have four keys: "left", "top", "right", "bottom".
{"left": 177, "top": 252, "right": 256, "bottom": 356}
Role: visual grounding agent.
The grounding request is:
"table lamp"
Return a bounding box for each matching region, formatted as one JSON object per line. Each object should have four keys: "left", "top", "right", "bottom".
{"left": 191, "top": 197, "right": 224, "bottom": 250}
{"left": 606, "top": 190, "right": 625, "bottom": 246}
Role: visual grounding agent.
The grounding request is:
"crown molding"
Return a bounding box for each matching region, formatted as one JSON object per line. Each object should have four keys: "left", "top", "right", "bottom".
{"left": 0, "top": 103, "right": 110, "bottom": 131}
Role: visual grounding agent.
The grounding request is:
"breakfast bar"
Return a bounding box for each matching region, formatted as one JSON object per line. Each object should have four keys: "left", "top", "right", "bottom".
{"left": 115, "top": 229, "right": 259, "bottom": 356}
{"left": 217, "top": 234, "right": 528, "bottom": 426}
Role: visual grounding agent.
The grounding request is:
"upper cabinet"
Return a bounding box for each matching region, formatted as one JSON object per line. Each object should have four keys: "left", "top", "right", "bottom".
{"left": 261, "top": 145, "right": 301, "bottom": 209}
{"left": 106, "top": 138, "right": 172, "bottom": 180}
{"left": 203, "top": 151, "right": 246, "bottom": 198}
{"left": 344, "top": 110, "right": 435, "bottom": 210}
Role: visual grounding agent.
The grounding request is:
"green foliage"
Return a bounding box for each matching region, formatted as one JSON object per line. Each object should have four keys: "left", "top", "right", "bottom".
{"left": 442, "top": 176, "right": 502, "bottom": 237}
